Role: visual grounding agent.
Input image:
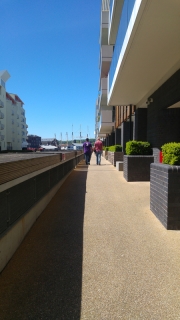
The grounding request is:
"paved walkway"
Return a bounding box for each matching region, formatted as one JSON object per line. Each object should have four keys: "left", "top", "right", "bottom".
{"left": 0, "top": 154, "right": 180, "bottom": 319}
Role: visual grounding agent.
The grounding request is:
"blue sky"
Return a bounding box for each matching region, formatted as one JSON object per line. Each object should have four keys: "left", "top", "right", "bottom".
{"left": 1, "top": 0, "right": 101, "bottom": 141}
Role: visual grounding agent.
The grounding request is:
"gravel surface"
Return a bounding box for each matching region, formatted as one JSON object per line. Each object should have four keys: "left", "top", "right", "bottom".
{"left": 0, "top": 154, "right": 180, "bottom": 319}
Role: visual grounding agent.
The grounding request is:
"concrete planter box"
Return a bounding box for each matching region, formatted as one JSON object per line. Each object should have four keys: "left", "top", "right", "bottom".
{"left": 108, "top": 151, "right": 124, "bottom": 166}
{"left": 102, "top": 150, "right": 108, "bottom": 159}
{"left": 123, "top": 155, "right": 154, "bottom": 182}
{"left": 150, "top": 163, "right": 180, "bottom": 230}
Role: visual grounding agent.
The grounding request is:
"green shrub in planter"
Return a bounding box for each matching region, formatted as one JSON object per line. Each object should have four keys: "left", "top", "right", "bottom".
{"left": 161, "top": 142, "right": 180, "bottom": 165}
{"left": 105, "top": 147, "right": 109, "bottom": 151}
{"left": 108, "top": 145, "right": 122, "bottom": 152}
{"left": 126, "top": 141, "right": 152, "bottom": 155}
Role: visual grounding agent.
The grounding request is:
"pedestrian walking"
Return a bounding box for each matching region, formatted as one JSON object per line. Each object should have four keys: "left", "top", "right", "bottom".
{"left": 83, "top": 138, "right": 92, "bottom": 165}
{"left": 94, "top": 137, "right": 103, "bottom": 165}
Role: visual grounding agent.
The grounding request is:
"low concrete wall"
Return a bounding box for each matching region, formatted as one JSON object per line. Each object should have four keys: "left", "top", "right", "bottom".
{"left": 0, "top": 154, "right": 83, "bottom": 272}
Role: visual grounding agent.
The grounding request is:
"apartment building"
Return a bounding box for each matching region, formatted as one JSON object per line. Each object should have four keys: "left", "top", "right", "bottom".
{"left": 0, "top": 70, "right": 28, "bottom": 151}
{"left": 95, "top": 0, "right": 114, "bottom": 142}
{"left": 27, "top": 135, "right": 41, "bottom": 148}
{"left": 96, "top": 0, "right": 180, "bottom": 154}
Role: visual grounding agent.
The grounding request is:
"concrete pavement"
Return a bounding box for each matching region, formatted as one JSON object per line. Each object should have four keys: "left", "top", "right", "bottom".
{"left": 0, "top": 153, "right": 180, "bottom": 319}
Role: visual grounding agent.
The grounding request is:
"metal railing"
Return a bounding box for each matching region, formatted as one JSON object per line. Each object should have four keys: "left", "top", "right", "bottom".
{"left": 109, "top": 0, "right": 136, "bottom": 90}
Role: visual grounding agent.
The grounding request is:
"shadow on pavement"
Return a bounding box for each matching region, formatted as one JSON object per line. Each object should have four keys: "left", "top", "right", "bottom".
{"left": 0, "top": 161, "right": 88, "bottom": 320}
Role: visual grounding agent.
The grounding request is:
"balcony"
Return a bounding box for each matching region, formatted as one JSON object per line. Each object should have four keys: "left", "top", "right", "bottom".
{"left": 0, "top": 123, "right": 4, "bottom": 130}
{"left": 98, "top": 107, "right": 115, "bottom": 134}
{"left": 12, "top": 120, "right": 14, "bottom": 125}
{"left": 0, "top": 111, "right": 4, "bottom": 119}
{"left": 109, "top": 0, "right": 136, "bottom": 91}
{"left": 99, "top": 45, "right": 113, "bottom": 78}
{"left": 108, "top": 0, "right": 180, "bottom": 107}
{"left": 100, "top": 9, "right": 109, "bottom": 45}
{"left": 0, "top": 100, "right": 4, "bottom": 108}
{"left": 98, "top": 78, "right": 108, "bottom": 111}
{"left": 1, "top": 135, "right": 5, "bottom": 141}
{"left": 12, "top": 110, "right": 14, "bottom": 115}
{"left": 17, "top": 115, "right": 19, "bottom": 119}
{"left": 109, "top": 0, "right": 124, "bottom": 45}
{"left": 0, "top": 79, "right": 5, "bottom": 89}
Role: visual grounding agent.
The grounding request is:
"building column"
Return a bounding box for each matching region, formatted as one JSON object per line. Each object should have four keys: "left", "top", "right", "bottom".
{"left": 121, "top": 121, "right": 133, "bottom": 153}
{"left": 111, "top": 132, "right": 115, "bottom": 145}
{"left": 134, "top": 108, "right": 147, "bottom": 141}
{"left": 115, "top": 128, "right": 121, "bottom": 145}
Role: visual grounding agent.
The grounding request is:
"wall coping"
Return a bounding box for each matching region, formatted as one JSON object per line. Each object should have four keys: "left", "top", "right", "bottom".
{"left": 151, "top": 163, "right": 180, "bottom": 172}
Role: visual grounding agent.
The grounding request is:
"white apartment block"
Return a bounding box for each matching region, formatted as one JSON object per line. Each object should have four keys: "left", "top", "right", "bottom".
{"left": 95, "top": 0, "right": 114, "bottom": 139}
{"left": 0, "top": 70, "right": 28, "bottom": 151}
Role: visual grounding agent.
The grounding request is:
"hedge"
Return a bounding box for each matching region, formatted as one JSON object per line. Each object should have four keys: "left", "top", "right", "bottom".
{"left": 161, "top": 142, "right": 180, "bottom": 165}
{"left": 126, "top": 141, "right": 152, "bottom": 155}
{"left": 108, "top": 145, "right": 122, "bottom": 152}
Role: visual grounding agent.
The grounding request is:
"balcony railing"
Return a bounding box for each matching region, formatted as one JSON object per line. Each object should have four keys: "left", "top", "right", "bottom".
{"left": 109, "top": 0, "right": 136, "bottom": 89}
{"left": 0, "top": 122, "right": 4, "bottom": 130}
{"left": 102, "top": 0, "right": 109, "bottom": 11}
{"left": 0, "top": 111, "right": 4, "bottom": 119}
{"left": 0, "top": 79, "right": 5, "bottom": 88}
{"left": 110, "top": 0, "right": 113, "bottom": 17}
{"left": 0, "top": 100, "right": 4, "bottom": 108}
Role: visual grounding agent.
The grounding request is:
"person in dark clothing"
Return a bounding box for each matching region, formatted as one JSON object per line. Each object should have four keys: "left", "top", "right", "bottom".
{"left": 83, "top": 138, "right": 92, "bottom": 165}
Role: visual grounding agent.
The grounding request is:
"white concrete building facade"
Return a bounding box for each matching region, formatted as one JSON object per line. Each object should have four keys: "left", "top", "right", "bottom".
{"left": 95, "top": 0, "right": 114, "bottom": 140}
{"left": 0, "top": 70, "right": 28, "bottom": 151}
{"left": 96, "top": 0, "right": 180, "bottom": 151}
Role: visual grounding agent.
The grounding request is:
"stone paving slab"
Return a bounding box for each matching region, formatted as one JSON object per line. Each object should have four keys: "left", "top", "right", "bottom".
{"left": 0, "top": 154, "right": 180, "bottom": 319}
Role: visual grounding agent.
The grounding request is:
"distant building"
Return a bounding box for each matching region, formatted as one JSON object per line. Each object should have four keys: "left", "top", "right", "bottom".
{"left": 27, "top": 135, "right": 41, "bottom": 148}
{"left": 72, "top": 142, "right": 83, "bottom": 150}
{"left": 0, "top": 70, "right": 28, "bottom": 151}
{"left": 41, "top": 138, "right": 58, "bottom": 146}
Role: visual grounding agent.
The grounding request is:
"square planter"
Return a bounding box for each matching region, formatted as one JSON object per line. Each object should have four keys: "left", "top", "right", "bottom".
{"left": 102, "top": 150, "right": 108, "bottom": 160}
{"left": 108, "top": 151, "right": 124, "bottom": 166}
{"left": 123, "top": 155, "right": 154, "bottom": 182}
{"left": 150, "top": 163, "right": 180, "bottom": 230}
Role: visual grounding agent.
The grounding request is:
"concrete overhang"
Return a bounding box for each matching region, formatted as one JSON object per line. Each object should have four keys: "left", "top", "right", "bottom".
{"left": 99, "top": 122, "right": 114, "bottom": 134}
{"left": 108, "top": 0, "right": 180, "bottom": 108}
